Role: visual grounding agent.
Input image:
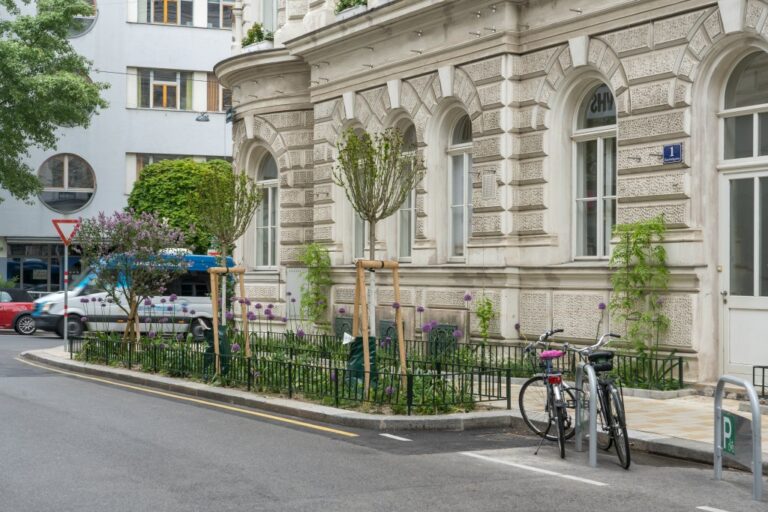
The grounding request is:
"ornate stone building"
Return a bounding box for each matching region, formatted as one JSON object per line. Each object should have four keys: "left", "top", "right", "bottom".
{"left": 216, "top": 0, "right": 768, "bottom": 383}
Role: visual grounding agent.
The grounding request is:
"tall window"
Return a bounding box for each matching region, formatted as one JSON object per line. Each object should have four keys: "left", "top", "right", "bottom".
{"left": 255, "top": 154, "right": 278, "bottom": 267}
{"left": 573, "top": 83, "right": 617, "bottom": 258}
{"left": 207, "top": 73, "right": 232, "bottom": 112}
{"left": 262, "top": 0, "right": 277, "bottom": 31}
{"left": 38, "top": 154, "right": 96, "bottom": 213}
{"left": 207, "top": 0, "right": 234, "bottom": 28}
{"left": 448, "top": 114, "right": 473, "bottom": 259}
{"left": 722, "top": 52, "right": 768, "bottom": 160}
{"left": 139, "top": 0, "right": 193, "bottom": 25}
{"left": 398, "top": 124, "right": 417, "bottom": 260}
{"left": 138, "top": 69, "right": 193, "bottom": 110}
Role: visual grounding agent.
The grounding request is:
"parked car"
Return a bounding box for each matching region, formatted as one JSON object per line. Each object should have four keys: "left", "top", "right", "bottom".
{"left": 31, "top": 270, "right": 103, "bottom": 336}
{"left": 0, "top": 288, "right": 36, "bottom": 335}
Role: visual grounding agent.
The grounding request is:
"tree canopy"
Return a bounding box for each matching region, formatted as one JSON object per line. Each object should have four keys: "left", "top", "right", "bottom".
{"left": 0, "top": 0, "right": 108, "bottom": 203}
{"left": 127, "top": 159, "right": 233, "bottom": 253}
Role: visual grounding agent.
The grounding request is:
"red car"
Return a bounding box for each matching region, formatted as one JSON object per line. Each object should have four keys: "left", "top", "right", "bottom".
{"left": 0, "top": 288, "right": 36, "bottom": 335}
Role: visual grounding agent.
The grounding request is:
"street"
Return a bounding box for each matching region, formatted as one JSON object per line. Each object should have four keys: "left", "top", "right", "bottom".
{"left": 0, "top": 332, "right": 764, "bottom": 512}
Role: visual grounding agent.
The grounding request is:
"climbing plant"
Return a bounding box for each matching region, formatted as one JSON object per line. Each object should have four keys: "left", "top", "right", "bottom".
{"left": 474, "top": 296, "right": 495, "bottom": 345}
{"left": 609, "top": 215, "right": 670, "bottom": 352}
{"left": 298, "top": 243, "right": 332, "bottom": 328}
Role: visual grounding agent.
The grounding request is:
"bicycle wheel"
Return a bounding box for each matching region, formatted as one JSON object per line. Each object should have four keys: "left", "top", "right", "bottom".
{"left": 519, "top": 376, "right": 552, "bottom": 439}
{"left": 555, "top": 403, "right": 567, "bottom": 459}
{"left": 608, "top": 385, "right": 631, "bottom": 469}
{"left": 580, "top": 378, "right": 612, "bottom": 450}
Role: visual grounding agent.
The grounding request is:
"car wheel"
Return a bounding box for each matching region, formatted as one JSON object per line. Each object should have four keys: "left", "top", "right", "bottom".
{"left": 14, "top": 314, "right": 36, "bottom": 335}
{"left": 58, "top": 315, "right": 84, "bottom": 338}
{"left": 190, "top": 318, "right": 211, "bottom": 340}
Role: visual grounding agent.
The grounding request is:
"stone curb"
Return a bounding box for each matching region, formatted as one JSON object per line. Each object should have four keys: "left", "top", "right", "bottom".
{"left": 20, "top": 349, "right": 767, "bottom": 475}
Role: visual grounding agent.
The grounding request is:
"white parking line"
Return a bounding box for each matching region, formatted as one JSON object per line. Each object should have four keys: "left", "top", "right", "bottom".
{"left": 380, "top": 433, "right": 412, "bottom": 442}
{"left": 461, "top": 452, "right": 608, "bottom": 487}
{"left": 696, "top": 506, "right": 732, "bottom": 512}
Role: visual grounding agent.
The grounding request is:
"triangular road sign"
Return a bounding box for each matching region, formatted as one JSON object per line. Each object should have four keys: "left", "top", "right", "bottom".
{"left": 52, "top": 219, "right": 80, "bottom": 246}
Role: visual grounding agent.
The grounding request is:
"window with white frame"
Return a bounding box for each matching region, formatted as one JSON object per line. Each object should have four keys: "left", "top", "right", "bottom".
{"left": 721, "top": 52, "right": 768, "bottom": 160}
{"left": 397, "top": 123, "right": 417, "bottom": 261}
{"left": 255, "top": 153, "right": 279, "bottom": 267}
{"left": 207, "top": 0, "right": 234, "bottom": 28}
{"left": 138, "top": 0, "right": 193, "bottom": 25}
{"left": 448, "top": 114, "right": 473, "bottom": 260}
{"left": 573, "top": 83, "right": 617, "bottom": 258}
{"left": 38, "top": 154, "right": 96, "bottom": 213}
{"left": 262, "top": 0, "right": 277, "bottom": 32}
{"left": 137, "top": 69, "right": 193, "bottom": 110}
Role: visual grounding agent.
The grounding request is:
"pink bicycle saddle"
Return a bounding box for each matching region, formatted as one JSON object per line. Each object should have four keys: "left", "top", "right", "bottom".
{"left": 539, "top": 350, "right": 564, "bottom": 360}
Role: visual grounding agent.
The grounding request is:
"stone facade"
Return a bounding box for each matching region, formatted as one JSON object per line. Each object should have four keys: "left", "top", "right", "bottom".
{"left": 216, "top": 0, "right": 768, "bottom": 383}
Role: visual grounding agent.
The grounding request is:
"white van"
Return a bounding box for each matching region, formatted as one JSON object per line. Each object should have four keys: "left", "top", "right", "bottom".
{"left": 44, "top": 254, "right": 233, "bottom": 338}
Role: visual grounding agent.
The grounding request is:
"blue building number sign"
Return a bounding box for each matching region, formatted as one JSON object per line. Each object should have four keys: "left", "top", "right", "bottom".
{"left": 663, "top": 143, "right": 683, "bottom": 164}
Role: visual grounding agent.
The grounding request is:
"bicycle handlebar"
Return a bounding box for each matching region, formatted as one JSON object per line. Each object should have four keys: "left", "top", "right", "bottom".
{"left": 564, "top": 332, "right": 622, "bottom": 357}
{"left": 523, "top": 328, "right": 565, "bottom": 352}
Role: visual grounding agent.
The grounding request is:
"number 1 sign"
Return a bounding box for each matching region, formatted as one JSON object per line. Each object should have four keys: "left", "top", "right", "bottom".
{"left": 663, "top": 143, "right": 683, "bottom": 164}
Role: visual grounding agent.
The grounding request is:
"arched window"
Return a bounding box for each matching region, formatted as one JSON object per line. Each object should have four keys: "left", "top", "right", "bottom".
{"left": 69, "top": 0, "right": 97, "bottom": 37}
{"left": 38, "top": 154, "right": 96, "bottom": 213}
{"left": 448, "top": 114, "right": 473, "bottom": 259}
{"left": 397, "top": 123, "right": 417, "bottom": 261}
{"left": 573, "top": 83, "right": 617, "bottom": 258}
{"left": 255, "top": 153, "right": 278, "bottom": 267}
{"left": 722, "top": 52, "right": 768, "bottom": 160}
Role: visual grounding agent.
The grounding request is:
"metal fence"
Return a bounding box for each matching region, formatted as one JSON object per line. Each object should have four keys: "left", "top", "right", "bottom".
{"left": 754, "top": 366, "right": 767, "bottom": 398}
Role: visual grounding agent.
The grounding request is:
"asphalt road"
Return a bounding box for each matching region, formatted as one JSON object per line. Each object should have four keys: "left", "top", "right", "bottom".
{"left": 0, "top": 331, "right": 765, "bottom": 511}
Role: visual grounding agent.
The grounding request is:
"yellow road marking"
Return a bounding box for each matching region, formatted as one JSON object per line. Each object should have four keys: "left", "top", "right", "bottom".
{"left": 17, "top": 357, "right": 358, "bottom": 438}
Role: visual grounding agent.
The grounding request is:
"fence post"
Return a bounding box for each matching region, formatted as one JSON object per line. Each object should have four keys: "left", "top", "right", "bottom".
{"left": 153, "top": 344, "right": 157, "bottom": 373}
{"left": 128, "top": 342, "right": 132, "bottom": 370}
{"left": 334, "top": 370, "right": 339, "bottom": 407}
{"left": 247, "top": 357, "right": 252, "bottom": 392}
{"left": 407, "top": 373, "right": 414, "bottom": 416}
{"left": 288, "top": 361, "right": 293, "bottom": 399}
{"left": 678, "top": 356, "right": 683, "bottom": 389}
{"left": 506, "top": 368, "right": 511, "bottom": 410}
{"left": 105, "top": 338, "right": 109, "bottom": 366}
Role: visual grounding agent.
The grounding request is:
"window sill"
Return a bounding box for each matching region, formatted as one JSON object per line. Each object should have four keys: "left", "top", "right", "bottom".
{"left": 127, "top": 21, "right": 232, "bottom": 31}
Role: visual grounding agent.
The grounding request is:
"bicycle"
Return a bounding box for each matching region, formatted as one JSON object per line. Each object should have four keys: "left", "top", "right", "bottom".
{"left": 518, "top": 328, "right": 576, "bottom": 459}
{"left": 568, "top": 333, "right": 631, "bottom": 469}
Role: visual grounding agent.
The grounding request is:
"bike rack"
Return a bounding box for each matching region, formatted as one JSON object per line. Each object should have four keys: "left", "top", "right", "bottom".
{"left": 575, "top": 362, "right": 598, "bottom": 467}
{"left": 714, "top": 375, "right": 763, "bottom": 501}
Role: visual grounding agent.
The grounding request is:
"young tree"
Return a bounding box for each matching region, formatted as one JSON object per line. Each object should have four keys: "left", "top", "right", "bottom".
{"left": 0, "top": 0, "right": 108, "bottom": 202}
{"left": 127, "top": 159, "right": 232, "bottom": 253}
{"left": 76, "top": 211, "right": 189, "bottom": 342}
{"left": 333, "top": 128, "right": 422, "bottom": 322}
{"left": 193, "top": 170, "right": 261, "bottom": 325}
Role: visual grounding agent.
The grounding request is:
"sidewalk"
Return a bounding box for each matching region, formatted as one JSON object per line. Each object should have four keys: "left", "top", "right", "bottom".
{"left": 20, "top": 346, "right": 767, "bottom": 473}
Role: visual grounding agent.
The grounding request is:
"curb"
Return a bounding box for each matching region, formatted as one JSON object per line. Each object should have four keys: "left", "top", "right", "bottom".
{"left": 20, "top": 349, "right": 768, "bottom": 474}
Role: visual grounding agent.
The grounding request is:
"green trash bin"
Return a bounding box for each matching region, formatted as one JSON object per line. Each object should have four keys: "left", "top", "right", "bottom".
{"left": 203, "top": 326, "right": 231, "bottom": 379}
{"left": 347, "top": 336, "right": 377, "bottom": 386}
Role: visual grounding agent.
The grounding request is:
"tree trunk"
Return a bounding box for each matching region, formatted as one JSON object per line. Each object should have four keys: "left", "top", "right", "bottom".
{"left": 123, "top": 296, "right": 139, "bottom": 343}
{"left": 367, "top": 220, "right": 376, "bottom": 339}
{"left": 220, "top": 247, "right": 228, "bottom": 327}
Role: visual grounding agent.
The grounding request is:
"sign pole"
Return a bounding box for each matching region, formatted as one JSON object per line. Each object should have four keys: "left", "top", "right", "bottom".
{"left": 63, "top": 244, "right": 69, "bottom": 352}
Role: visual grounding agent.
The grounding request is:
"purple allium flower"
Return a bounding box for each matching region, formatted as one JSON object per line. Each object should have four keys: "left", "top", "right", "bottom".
{"left": 291, "top": 298, "right": 296, "bottom": 303}
{"left": 176, "top": 333, "right": 184, "bottom": 341}
{"left": 106, "top": 297, "right": 113, "bottom": 303}
{"left": 286, "top": 291, "right": 292, "bottom": 297}
{"left": 167, "top": 306, "right": 173, "bottom": 311}
{"left": 385, "top": 386, "right": 394, "bottom": 396}
{"left": 98, "top": 297, "right": 103, "bottom": 302}
{"left": 189, "top": 309, "right": 196, "bottom": 315}
{"left": 452, "top": 329, "right": 463, "bottom": 339}
{"left": 463, "top": 293, "right": 473, "bottom": 302}
{"left": 267, "top": 303, "right": 274, "bottom": 309}
{"left": 143, "top": 317, "right": 151, "bottom": 323}
{"left": 169, "top": 294, "right": 177, "bottom": 302}
{"left": 264, "top": 309, "right": 272, "bottom": 316}
{"left": 247, "top": 311, "right": 256, "bottom": 321}
{"left": 330, "top": 370, "right": 337, "bottom": 382}
{"left": 266, "top": 314, "right": 274, "bottom": 321}
{"left": 160, "top": 298, "right": 166, "bottom": 304}
{"left": 239, "top": 298, "right": 246, "bottom": 305}
{"left": 430, "top": 319, "right": 438, "bottom": 328}
{"left": 656, "top": 298, "right": 664, "bottom": 306}
{"left": 231, "top": 296, "right": 238, "bottom": 303}
{"left": 91, "top": 297, "right": 97, "bottom": 302}
{"left": 182, "top": 307, "right": 188, "bottom": 313}
{"left": 225, "top": 311, "right": 234, "bottom": 321}
{"left": 100, "top": 303, "right": 106, "bottom": 308}
{"left": 391, "top": 302, "right": 400, "bottom": 310}
{"left": 252, "top": 370, "right": 261, "bottom": 378}
{"left": 231, "top": 343, "right": 241, "bottom": 353}
{"left": 416, "top": 305, "right": 425, "bottom": 313}
{"left": 281, "top": 317, "right": 287, "bottom": 323}
{"left": 598, "top": 302, "right": 606, "bottom": 311}
{"left": 380, "top": 336, "right": 391, "bottom": 348}
{"left": 245, "top": 299, "right": 251, "bottom": 306}
{"left": 143, "top": 298, "right": 152, "bottom": 306}
{"left": 148, "top": 331, "right": 157, "bottom": 339}
{"left": 339, "top": 307, "right": 346, "bottom": 314}
{"left": 514, "top": 322, "right": 521, "bottom": 331}
{"left": 158, "top": 343, "right": 166, "bottom": 350}
{"left": 80, "top": 316, "right": 88, "bottom": 322}
{"left": 80, "top": 297, "right": 89, "bottom": 303}
{"left": 297, "top": 328, "right": 305, "bottom": 339}
{"left": 160, "top": 317, "right": 169, "bottom": 323}
{"left": 422, "top": 323, "right": 433, "bottom": 333}
{"left": 254, "top": 303, "right": 262, "bottom": 310}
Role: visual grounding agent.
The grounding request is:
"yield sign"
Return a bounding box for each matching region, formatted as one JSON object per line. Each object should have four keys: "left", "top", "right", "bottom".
{"left": 52, "top": 219, "right": 80, "bottom": 246}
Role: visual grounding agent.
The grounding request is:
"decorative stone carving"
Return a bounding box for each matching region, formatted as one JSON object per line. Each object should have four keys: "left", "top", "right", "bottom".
{"left": 517, "top": 46, "right": 560, "bottom": 78}
{"left": 704, "top": 9, "right": 724, "bottom": 40}
{"left": 471, "top": 213, "right": 502, "bottom": 235}
{"left": 599, "top": 24, "right": 651, "bottom": 55}
{"left": 334, "top": 286, "right": 356, "bottom": 304}
{"left": 678, "top": 51, "right": 700, "bottom": 81}
{"left": 617, "top": 201, "right": 688, "bottom": 226}
{"left": 746, "top": 0, "right": 765, "bottom": 30}
{"left": 557, "top": 46, "right": 572, "bottom": 72}
{"left": 653, "top": 11, "right": 706, "bottom": 47}
{"left": 623, "top": 47, "right": 684, "bottom": 83}
{"left": 618, "top": 110, "right": 688, "bottom": 144}
{"left": 587, "top": 38, "right": 607, "bottom": 68}
{"left": 519, "top": 290, "right": 551, "bottom": 337}
{"left": 617, "top": 173, "right": 688, "bottom": 201}
{"left": 245, "top": 285, "right": 279, "bottom": 300}
{"left": 688, "top": 27, "right": 711, "bottom": 59}
{"left": 553, "top": 292, "right": 607, "bottom": 339}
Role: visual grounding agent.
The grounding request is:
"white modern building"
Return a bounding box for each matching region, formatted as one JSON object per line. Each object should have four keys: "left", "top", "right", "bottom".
{"left": 215, "top": 0, "right": 768, "bottom": 384}
{"left": 0, "top": 0, "right": 236, "bottom": 294}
